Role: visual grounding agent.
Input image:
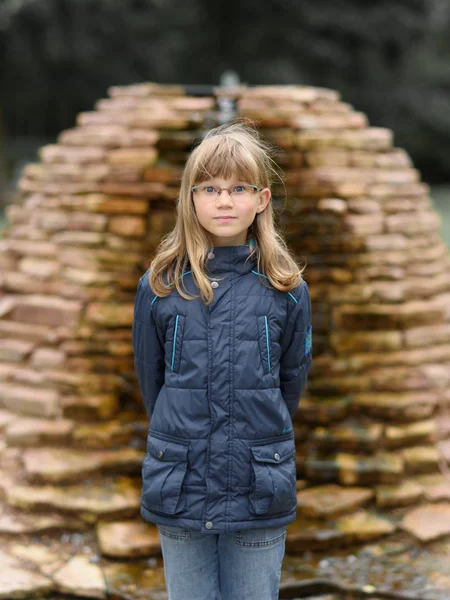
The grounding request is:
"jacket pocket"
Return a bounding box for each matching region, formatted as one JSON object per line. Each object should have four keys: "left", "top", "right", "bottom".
{"left": 257, "top": 315, "right": 272, "bottom": 374}
{"left": 141, "top": 433, "right": 189, "bottom": 515}
{"left": 248, "top": 437, "right": 297, "bottom": 516}
{"left": 169, "top": 314, "right": 186, "bottom": 373}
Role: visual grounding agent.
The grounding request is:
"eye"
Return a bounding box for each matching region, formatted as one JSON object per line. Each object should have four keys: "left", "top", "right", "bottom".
{"left": 233, "top": 185, "right": 246, "bottom": 194}
{"left": 204, "top": 186, "right": 217, "bottom": 194}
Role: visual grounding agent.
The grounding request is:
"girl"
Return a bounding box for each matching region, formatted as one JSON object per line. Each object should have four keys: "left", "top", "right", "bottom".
{"left": 132, "top": 121, "right": 312, "bottom": 600}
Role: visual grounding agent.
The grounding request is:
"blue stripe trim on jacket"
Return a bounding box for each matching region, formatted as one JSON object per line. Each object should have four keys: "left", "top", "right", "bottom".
{"left": 264, "top": 315, "right": 271, "bottom": 371}
{"left": 171, "top": 315, "right": 179, "bottom": 370}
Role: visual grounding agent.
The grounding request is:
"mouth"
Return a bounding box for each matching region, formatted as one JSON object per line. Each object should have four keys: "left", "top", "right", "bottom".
{"left": 214, "top": 216, "right": 236, "bottom": 220}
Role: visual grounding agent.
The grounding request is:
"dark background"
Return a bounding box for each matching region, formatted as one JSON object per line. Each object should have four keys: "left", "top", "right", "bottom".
{"left": 0, "top": 0, "right": 449, "bottom": 198}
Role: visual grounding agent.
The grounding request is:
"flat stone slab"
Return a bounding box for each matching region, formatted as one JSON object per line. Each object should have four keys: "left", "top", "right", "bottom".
{"left": 0, "top": 409, "right": 18, "bottom": 430}
{"left": 0, "top": 555, "right": 53, "bottom": 599}
{"left": 401, "top": 445, "right": 439, "bottom": 474}
{"left": 286, "top": 510, "right": 396, "bottom": 551}
{"left": 401, "top": 503, "right": 450, "bottom": 542}
{"left": 375, "top": 480, "right": 424, "bottom": 508}
{"left": 97, "top": 520, "right": 161, "bottom": 558}
{"left": 310, "top": 422, "right": 382, "bottom": 452}
{"left": 414, "top": 474, "right": 450, "bottom": 501}
{"left": 296, "top": 484, "right": 373, "bottom": 518}
{"left": 305, "top": 451, "right": 403, "bottom": 485}
{"left": 0, "top": 509, "right": 84, "bottom": 534}
{"left": 53, "top": 555, "right": 107, "bottom": 599}
{"left": 5, "top": 417, "right": 74, "bottom": 446}
{"left": 72, "top": 419, "right": 135, "bottom": 448}
{"left": 385, "top": 419, "right": 435, "bottom": 448}
{"left": 103, "top": 561, "right": 166, "bottom": 600}
{"left": 22, "top": 447, "right": 144, "bottom": 483}
{"left": 5, "top": 476, "right": 141, "bottom": 523}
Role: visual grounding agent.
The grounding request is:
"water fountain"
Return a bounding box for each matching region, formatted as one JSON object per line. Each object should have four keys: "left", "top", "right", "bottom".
{"left": 0, "top": 81, "right": 449, "bottom": 599}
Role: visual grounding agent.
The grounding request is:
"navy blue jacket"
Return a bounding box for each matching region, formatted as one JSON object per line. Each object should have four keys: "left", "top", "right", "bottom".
{"left": 132, "top": 244, "right": 312, "bottom": 534}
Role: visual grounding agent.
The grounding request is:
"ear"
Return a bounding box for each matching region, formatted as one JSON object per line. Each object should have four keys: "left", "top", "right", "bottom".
{"left": 256, "top": 188, "right": 271, "bottom": 213}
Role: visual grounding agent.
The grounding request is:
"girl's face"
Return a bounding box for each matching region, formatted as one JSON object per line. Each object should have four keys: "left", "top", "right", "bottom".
{"left": 192, "top": 176, "right": 271, "bottom": 247}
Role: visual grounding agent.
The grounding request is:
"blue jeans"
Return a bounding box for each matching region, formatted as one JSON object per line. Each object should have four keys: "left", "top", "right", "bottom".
{"left": 157, "top": 524, "right": 286, "bottom": 600}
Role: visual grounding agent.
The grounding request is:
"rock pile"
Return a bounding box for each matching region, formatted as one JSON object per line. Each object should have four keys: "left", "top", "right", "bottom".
{"left": 0, "top": 82, "right": 449, "bottom": 599}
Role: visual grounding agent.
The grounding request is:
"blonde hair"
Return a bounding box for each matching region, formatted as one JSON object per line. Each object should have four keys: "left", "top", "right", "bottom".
{"left": 149, "top": 120, "right": 306, "bottom": 304}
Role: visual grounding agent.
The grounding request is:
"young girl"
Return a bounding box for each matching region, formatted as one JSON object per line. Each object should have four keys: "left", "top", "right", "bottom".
{"left": 132, "top": 121, "right": 312, "bottom": 600}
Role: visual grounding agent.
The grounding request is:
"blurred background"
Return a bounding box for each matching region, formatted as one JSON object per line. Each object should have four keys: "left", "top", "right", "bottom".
{"left": 0, "top": 0, "right": 449, "bottom": 244}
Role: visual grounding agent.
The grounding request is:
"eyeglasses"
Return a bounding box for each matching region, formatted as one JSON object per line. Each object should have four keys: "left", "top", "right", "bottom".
{"left": 191, "top": 184, "right": 260, "bottom": 201}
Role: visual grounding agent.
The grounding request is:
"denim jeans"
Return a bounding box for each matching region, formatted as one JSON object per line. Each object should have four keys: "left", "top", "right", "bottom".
{"left": 157, "top": 524, "right": 286, "bottom": 600}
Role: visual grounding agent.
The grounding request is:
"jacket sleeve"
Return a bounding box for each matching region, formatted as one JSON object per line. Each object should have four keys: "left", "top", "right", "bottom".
{"left": 279, "top": 279, "right": 313, "bottom": 419}
{"left": 132, "top": 271, "right": 165, "bottom": 421}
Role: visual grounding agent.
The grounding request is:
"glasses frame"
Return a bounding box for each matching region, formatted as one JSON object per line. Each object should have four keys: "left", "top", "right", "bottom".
{"left": 191, "top": 183, "right": 261, "bottom": 199}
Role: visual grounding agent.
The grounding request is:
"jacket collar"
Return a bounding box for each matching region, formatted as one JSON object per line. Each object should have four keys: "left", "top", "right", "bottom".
{"left": 206, "top": 241, "right": 257, "bottom": 277}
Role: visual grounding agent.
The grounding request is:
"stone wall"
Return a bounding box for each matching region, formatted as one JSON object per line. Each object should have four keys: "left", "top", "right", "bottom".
{"left": 0, "top": 82, "right": 450, "bottom": 598}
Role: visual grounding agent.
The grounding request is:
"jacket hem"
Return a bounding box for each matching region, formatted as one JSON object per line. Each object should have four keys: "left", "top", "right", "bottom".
{"left": 140, "top": 503, "right": 297, "bottom": 533}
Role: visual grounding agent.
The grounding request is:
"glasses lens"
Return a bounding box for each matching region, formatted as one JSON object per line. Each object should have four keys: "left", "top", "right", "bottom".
{"left": 230, "top": 185, "right": 255, "bottom": 198}
{"left": 195, "top": 185, "right": 218, "bottom": 199}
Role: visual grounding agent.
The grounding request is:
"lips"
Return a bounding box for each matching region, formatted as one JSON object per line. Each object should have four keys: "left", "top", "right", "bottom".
{"left": 214, "top": 217, "right": 236, "bottom": 220}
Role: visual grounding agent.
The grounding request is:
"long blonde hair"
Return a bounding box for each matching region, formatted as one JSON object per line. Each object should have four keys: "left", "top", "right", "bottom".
{"left": 149, "top": 120, "right": 306, "bottom": 304}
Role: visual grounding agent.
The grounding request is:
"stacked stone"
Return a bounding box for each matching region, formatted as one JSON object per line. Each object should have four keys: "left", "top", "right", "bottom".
{"left": 0, "top": 83, "right": 450, "bottom": 599}
{"left": 0, "top": 83, "right": 216, "bottom": 598}
{"left": 236, "top": 85, "right": 450, "bottom": 550}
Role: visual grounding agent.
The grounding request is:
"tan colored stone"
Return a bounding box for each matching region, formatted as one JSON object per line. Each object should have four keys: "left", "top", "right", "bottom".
{"left": 72, "top": 420, "right": 134, "bottom": 448}
{"left": 414, "top": 474, "right": 450, "bottom": 501}
{"left": 305, "top": 452, "right": 403, "bottom": 485}
{"left": 295, "top": 397, "right": 350, "bottom": 424}
{"left": 9, "top": 294, "right": 82, "bottom": 327}
{"left": 81, "top": 193, "right": 149, "bottom": 214}
{"left": 0, "top": 339, "right": 35, "bottom": 363}
{"left": 0, "top": 565, "right": 53, "bottom": 599}
{"left": 297, "top": 484, "right": 373, "bottom": 519}
{"left": 40, "top": 144, "right": 107, "bottom": 163}
{"left": 107, "top": 147, "right": 158, "bottom": 167}
{"left": 335, "top": 300, "right": 444, "bottom": 330}
{"left": 401, "top": 503, "right": 450, "bottom": 542}
{"left": 5, "top": 417, "right": 74, "bottom": 446}
{"left": 297, "top": 128, "right": 392, "bottom": 150}
{"left": 404, "top": 324, "right": 450, "bottom": 349}
{"left": 23, "top": 447, "right": 144, "bottom": 483}
{"left": 352, "top": 392, "right": 438, "bottom": 421}
{"left": 375, "top": 480, "right": 424, "bottom": 508}
{"left": 286, "top": 509, "right": 395, "bottom": 551}
{"left": 53, "top": 555, "right": 106, "bottom": 598}
{"left": 97, "top": 520, "right": 161, "bottom": 558}
{"left": 108, "top": 215, "right": 146, "bottom": 237}
{"left": 0, "top": 383, "right": 60, "bottom": 417}
{"left": 0, "top": 510, "right": 84, "bottom": 534}
{"left": 385, "top": 420, "right": 435, "bottom": 448}
{"left": 330, "top": 331, "right": 403, "bottom": 353}
{"left": 52, "top": 231, "right": 105, "bottom": 246}
{"left": 310, "top": 422, "right": 383, "bottom": 452}
{"left": 30, "top": 347, "right": 66, "bottom": 369}
{"left": 0, "top": 409, "right": 18, "bottom": 431}
{"left": 5, "top": 476, "right": 141, "bottom": 523}
{"left": 86, "top": 302, "right": 134, "bottom": 326}
{"left": 401, "top": 446, "right": 440, "bottom": 474}
{"left": 0, "top": 319, "right": 54, "bottom": 343}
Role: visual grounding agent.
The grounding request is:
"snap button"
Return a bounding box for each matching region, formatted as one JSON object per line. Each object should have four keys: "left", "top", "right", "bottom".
{"left": 207, "top": 252, "right": 215, "bottom": 260}
{"left": 274, "top": 452, "right": 281, "bottom": 461}
{"left": 157, "top": 450, "right": 164, "bottom": 459}
{"left": 211, "top": 281, "right": 219, "bottom": 289}
{"left": 205, "top": 521, "right": 213, "bottom": 529}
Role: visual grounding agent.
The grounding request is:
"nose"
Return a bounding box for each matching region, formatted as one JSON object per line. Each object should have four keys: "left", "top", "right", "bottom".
{"left": 216, "top": 189, "right": 233, "bottom": 206}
